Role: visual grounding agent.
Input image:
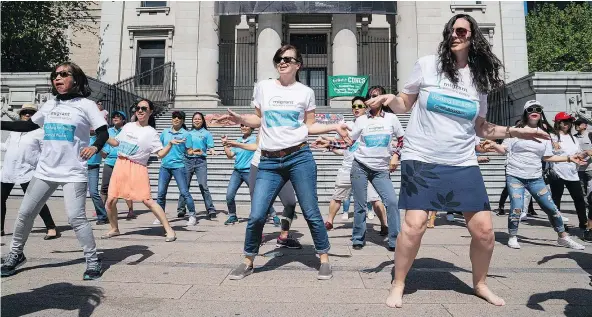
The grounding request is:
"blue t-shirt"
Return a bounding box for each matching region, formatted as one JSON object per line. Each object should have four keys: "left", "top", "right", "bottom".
{"left": 232, "top": 135, "right": 257, "bottom": 171}
{"left": 160, "top": 127, "right": 192, "bottom": 169}
{"left": 102, "top": 126, "right": 123, "bottom": 167}
{"left": 187, "top": 128, "right": 214, "bottom": 157}
{"left": 88, "top": 135, "right": 102, "bottom": 166}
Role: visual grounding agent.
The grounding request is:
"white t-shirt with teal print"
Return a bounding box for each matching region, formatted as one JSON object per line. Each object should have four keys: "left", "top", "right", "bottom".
{"left": 115, "top": 122, "right": 163, "bottom": 166}
{"left": 350, "top": 113, "right": 405, "bottom": 171}
{"left": 31, "top": 97, "right": 107, "bottom": 182}
{"left": 160, "top": 127, "right": 192, "bottom": 169}
{"left": 187, "top": 128, "right": 214, "bottom": 157}
{"left": 338, "top": 121, "right": 359, "bottom": 173}
{"left": 252, "top": 79, "right": 315, "bottom": 151}
{"left": 401, "top": 55, "right": 488, "bottom": 166}
{"left": 231, "top": 135, "right": 257, "bottom": 171}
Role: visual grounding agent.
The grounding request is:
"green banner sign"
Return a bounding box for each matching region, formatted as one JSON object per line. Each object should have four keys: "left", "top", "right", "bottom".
{"left": 327, "top": 75, "right": 369, "bottom": 98}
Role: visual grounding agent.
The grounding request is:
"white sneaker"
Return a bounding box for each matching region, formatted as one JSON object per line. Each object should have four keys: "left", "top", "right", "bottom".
{"left": 187, "top": 216, "right": 197, "bottom": 226}
{"left": 367, "top": 211, "right": 375, "bottom": 220}
{"left": 341, "top": 212, "right": 349, "bottom": 220}
{"left": 557, "top": 236, "right": 585, "bottom": 250}
{"left": 519, "top": 211, "right": 528, "bottom": 221}
{"left": 508, "top": 236, "right": 521, "bottom": 249}
{"left": 152, "top": 219, "right": 161, "bottom": 225}
{"left": 446, "top": 213, "right": 455, "bottom": 222}
{"left": 561, "top": 215, "right": 569, "bottom": 223}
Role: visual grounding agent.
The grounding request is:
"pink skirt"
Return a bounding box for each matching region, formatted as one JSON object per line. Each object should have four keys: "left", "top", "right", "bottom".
{"left": 108, "top": 158, "right": 152, "bottom": 201}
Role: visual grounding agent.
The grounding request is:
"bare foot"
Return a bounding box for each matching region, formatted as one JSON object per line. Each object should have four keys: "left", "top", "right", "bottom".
{"left": 385, "top": 283, "right": 404, "bottom": 308}
{"left": 46, "top": 228, "right": 57, "bottom": 236}
{"left": 475, "top": 284, "right": 505, "bottom": 306}
{"left": 101, "top": 230, "right": 121, "bottom": 239}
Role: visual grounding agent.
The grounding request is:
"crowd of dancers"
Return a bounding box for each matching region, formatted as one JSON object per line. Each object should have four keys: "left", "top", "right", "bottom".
{"left": 1, "top": 13, "right": 591, "bottom": 308}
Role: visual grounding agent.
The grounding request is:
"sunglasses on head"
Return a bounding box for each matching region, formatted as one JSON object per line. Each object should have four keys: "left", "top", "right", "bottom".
{"left": 273, "top": 56, "right": 300, "bottom": 65}
{"left": 453, "top": 27, "right": 470, "bottom": 37}
{"left": 51, "top": 71, "right": 72, "bottom": 80}
{"left": 352, "top": 104, "right": 367, "bottom": 110}
{"left": 526, "top": 106, "right": 542, "bottom": 114}
{"left": 134, "top": 106, "right": 149, "bottom": 112}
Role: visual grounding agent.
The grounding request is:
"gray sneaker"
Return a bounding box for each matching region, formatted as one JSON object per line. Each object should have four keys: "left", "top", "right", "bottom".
{"left": 228, "top": 263, "right": 254, "bottom": 280}
{"left": 317, "top": 262, "right": 333, "bottom": 280}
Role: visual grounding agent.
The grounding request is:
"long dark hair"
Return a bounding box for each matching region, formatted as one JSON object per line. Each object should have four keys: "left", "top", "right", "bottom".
{"left": 51, "top": 62, "right": 92, "bottom": 97}
{"left": 273, "top": 44, "right": 303, "bottom": 82}
{"left": 133, "top": 98, "right": 156, "bottom": 128}
{"left": 518, "top": 109, "right": 555, "bottom": 137}
{"left": 437, "top": 14, "right": 504, "bottom": 93}
{"left": 192, "top": 112, "right": 207, "bottom": 130}
{"left": 553, "top": 119, "right": 575, "bottom": 142}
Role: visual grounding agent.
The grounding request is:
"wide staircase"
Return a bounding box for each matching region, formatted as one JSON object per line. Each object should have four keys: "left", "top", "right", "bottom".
{"left": 8, "top": 106, "right": 578, "bottom": 212}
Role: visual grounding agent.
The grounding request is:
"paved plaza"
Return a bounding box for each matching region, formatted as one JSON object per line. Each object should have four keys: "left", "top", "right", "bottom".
{"left": 1, "top": 198, "right": 591, "bottom": 317}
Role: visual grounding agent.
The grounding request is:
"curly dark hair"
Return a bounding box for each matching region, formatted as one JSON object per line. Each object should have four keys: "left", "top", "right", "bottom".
{"left": 437, "top": 14, "right": 504, "bottom": 93}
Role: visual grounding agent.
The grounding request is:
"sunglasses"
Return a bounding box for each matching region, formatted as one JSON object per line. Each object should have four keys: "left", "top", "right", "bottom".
{"left": 453, "top": 27, "right": 470, "bottom": 38}
{"left": 352, "top": 104, "right": 367, "bottom": 109}
{"left": 51, "top": 71, "right": 72, "bottom": 80}
{"left": 526, "top": 106, "right": 542, "bottom": 114}
{"left": 134, "top": 106, "right": 149, "bottom": 112}
{"left": 20, "top": 110, "right": 36, "bottom": 116}
{"left": 273, "top": 56, "right": 300, "bottom": 65}
{"left": 172, "top": 115, "right": 184, "bottom": 119}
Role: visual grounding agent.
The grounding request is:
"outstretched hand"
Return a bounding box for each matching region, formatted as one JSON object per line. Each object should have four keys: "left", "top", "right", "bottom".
{"left": 512, "top": 127, "right": 550, "bottom": 143}
{"left": 336, "top": 123, "right": 352, "bottom": 145}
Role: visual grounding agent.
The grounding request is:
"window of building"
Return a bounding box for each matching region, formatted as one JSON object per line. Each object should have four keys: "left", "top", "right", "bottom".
{"left": 300, "top": 67, "right": 327, "bottom": 106}
{"left": 137, "top": 40, "right": 165, "bottom": 86}
{"left": 141, "top": 1, "right": 167, "bottom": 7}
{"left": 289, "top": 34, "right": 327, "bottom": 55}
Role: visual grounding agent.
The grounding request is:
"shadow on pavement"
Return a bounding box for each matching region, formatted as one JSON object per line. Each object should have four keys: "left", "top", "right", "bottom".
{"left": 1, "top": 282, "right": 104, "bottom": 317}
{"left": 527, "top": 288, "right": 592, "bottom": 317}
{"left": 14, "top": 244, "right": 156, "bottom": 276}
{"left": 362, "top": 258, "right": 507, "bottom": 297}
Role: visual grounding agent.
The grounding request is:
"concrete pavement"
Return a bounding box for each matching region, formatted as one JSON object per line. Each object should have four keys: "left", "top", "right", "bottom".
{"left": 1, "top": 198, "right": 591, "bottom": 317}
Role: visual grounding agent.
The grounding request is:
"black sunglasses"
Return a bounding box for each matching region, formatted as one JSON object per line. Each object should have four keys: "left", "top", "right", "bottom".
{"left": 172, "top": 114, "right": 184, "bottom": 119}
{"left": 453, "top": 27, "right": 470, "bottom": 38}
{"left": 20, "top": 110, "right": 36, "bottom": 116}
{"left": 50, "top": 71, "right": 72, "bottom": 80}
{"left": 526, "top": 106, "right": 542, "bottom": 114}
{"left": 273, "top": 56, "right": 300, "bottom": 65}
{"left": 134, "top": 106, "right": 149, "bottom": 112}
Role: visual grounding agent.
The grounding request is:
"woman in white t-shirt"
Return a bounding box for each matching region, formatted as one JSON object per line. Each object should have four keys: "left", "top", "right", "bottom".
{"left": 490, "top": 101, "right": 585, "bottom": 250}
{"left": 548, "top": 112, "right": 590, "bottom": 230}
{"left": 225, "top": 44, "right": 350, "bottom": 281}
{"left": 0, "top": 62, "right": 109, "bottom": 280}
{"left": 101, "top": 99, "right": 178, "bottom": 242}
{"left": 366, "top": 14, "right": 550, "bottom": 308}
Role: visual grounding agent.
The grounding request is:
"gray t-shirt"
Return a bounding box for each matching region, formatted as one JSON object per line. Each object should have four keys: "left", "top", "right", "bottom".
{"left": 574, "top": 132, "right": 592, "bottom": 171}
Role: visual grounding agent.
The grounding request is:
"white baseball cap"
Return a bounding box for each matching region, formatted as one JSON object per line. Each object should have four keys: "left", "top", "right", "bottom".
{"left": 524, "top": 100, "right": 543, "bottom": 110}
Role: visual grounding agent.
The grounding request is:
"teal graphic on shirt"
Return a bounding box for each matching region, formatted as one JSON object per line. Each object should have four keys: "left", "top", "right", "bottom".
{"left": 118, "top": 141, "right": 139, "bottom": 156}
{"left": 87, "top": 135, "right": 102, "bottom": 166}
{"left": 364, "top": 134, "right": 390, "bottom": 147}
{"left": 160, "top": 128, "right": 192, "bottom": 169}
{"left": 231, "top": 135, "right": 257, "bottom": 171}
{"left": 102, "top": 126, "right": 122, "bottom": 166}
{"left": 264, "top": 110, "right": 301, "bottom": 128}
{"left": 348, "top": 141, "right": 361, "bottom": 153}
{"left": 44, "top": 123, "right": 76, "bottom": 142}
{"left": 188, "top": 128, "right": 214, "bottom": 157}
{"left": 426, "top": 91, "right": 478, "bottom": 121}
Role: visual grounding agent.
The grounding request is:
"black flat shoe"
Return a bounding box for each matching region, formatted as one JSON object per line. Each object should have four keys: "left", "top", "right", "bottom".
{"left": 43, "top": 232, "right": 61, "bottom": 240}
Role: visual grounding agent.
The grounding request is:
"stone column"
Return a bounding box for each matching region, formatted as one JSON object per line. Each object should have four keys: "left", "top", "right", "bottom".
{"left": 330, "top": 14, "right": 357, "bottom": 108}
{"left": 256, "top": 14, "right": 282, "bottom": 82}
{"left": 195, "top": 1, "right": 220, "bottom": 107}
{"left": 395, "top": 2, "right": 418, "bottom": 93}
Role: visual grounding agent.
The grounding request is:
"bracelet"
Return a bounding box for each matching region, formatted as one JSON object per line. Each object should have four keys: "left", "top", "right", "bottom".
{"left": 505, "top": 126, "right": 513, "bottom": 138}
{"left": 567, "top": 156, "right": 571, "bottom": 163}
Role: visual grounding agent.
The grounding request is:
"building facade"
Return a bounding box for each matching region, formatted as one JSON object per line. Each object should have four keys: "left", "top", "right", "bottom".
{"left": 8, "top": 1, "right": 529, "bottom": 110}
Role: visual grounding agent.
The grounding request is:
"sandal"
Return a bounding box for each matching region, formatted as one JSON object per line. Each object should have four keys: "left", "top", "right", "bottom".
{"left": 427, "top": 213, "right": 436, "bottom": 229}
{"left": 101, "top": 231, "right": 121, "bottom": 239}
{"left": 126, "top": 211, "right": 137, "bottom": 220}
{"left": 43, "top": 232, "right": 61, "bottom": 240}
{"left": 165, "top": 235, "right": 177, "bottom": 242}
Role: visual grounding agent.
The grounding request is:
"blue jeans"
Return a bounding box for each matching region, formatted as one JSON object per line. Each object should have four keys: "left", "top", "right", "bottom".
{"left": 506, "top": 175, "right": 565, "bottom": 236}
{"left": 244, "top": 146, "right": 330, "bottom": 256}
{"left": 158, "top": 166, "right": 196, "bottom": 216}
{"left": 227, "top": 169, "right": 250, "bottom": 217}
{"left": 88, "top": 166, "right": 107, "bottom": 221}
{"left": 351, "top": 160, "right": 400, "bottom": 248}
{"left": 343, "top": 193, "right": 352, "bottom": 213}
{"left": 178, "top": 157, "right": 216, "bottom": 214}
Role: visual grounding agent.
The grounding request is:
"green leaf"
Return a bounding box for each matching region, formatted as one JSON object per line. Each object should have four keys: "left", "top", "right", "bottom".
{"left": 445, "top": 191, "right": 454, "bottom": 202}
{"left": 437, "top": 193, "right": 446, "bottom": 204}
{"left": 447, "top": 202, "right": 461, "bottom": 207}
{"left": 407, "top": 182, "right": 418, "bottom": 196}
{"left": 414, "top": 177, "right": 428, "bottom": 188}
{"left": 430, "top": 201, "right": 442, "bottom": 209}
